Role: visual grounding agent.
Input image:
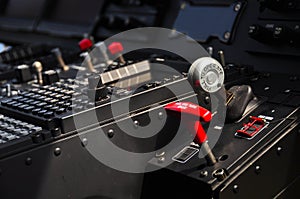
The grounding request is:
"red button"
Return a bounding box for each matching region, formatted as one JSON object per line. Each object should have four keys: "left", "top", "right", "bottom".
{"left": 79, "top": 38, "right": 93, "bottom": 51}
{"left": 108, "top": 42, "right": 124, "bottom": 55}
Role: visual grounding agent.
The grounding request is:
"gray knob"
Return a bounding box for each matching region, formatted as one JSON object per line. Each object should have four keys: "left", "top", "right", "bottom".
{"left": 188, "top": 57, "right": 224, "bottom": 93}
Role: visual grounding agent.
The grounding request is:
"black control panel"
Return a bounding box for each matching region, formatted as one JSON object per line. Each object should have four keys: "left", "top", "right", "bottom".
{"left": 0, "top": 1, "right": 299, "bottom": 199}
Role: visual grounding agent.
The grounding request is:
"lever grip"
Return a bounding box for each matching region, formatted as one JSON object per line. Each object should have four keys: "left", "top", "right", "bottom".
{"left": 188, "top": 120, "right": 207, "bottom": 144}
{"left": 164, "top": 102, "right": 212, "bottom": 122}
{"left": 164, "top": 102, "right": 212, "bottom": 144}
{"left": 165, "top": 101, "right": 216, "bottom": 165}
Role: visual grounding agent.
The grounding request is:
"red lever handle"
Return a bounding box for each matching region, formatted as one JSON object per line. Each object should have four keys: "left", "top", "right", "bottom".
{"left": 164, "top": 102, "right": 212, "bottom": 144}
{"left": 164, "top": 102, "right": 212, "bottom": 122}
{"left": 108, "top": 42, "right": 124, "bottom": 55}
{"left": 79, "top": 38, "right": 93, "bottom": 51}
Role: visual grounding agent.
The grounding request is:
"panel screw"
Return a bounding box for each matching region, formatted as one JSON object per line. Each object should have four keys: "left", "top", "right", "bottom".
{"left": 199, "top": 170, "right": 208, "bottom": 178}
{"left": 277, "top": 147, "right": 282, "bottom": 155}
{"left": 234, "top": 3, "right": 241, "bottom": 12}
{"left": 204, "top": 96, "right": 210, "bottom": 104}
{"left": 224, "top": 32, "right": 231, "bottom": 40}
{"left": 155, "top": 151, "right": 165, "bottom": 157}
{"left": 81, "top": 138, "right": 88, "bottom": 147}
{"left": 25, "top": 157, "right": 32, "bottom": 166}
{"left": 255, "top": 165, "right": 261, "bottom": 174}
{"left": 54, "top": 147, "right": 61, "bottom": 156}
{"left": 107, "top": 129, "right": 114, "bottom": 138}
{"left": 133, "top": 120, "right": 139, "bottom": 129}
{"left": 264, "top": 87, "right": 270, "bottom": 91}
{"left": 157, "top": 157, "right": 165, "bottom": 163}
{"left": 233, "top": 184, "right": 239, "bottom": 193}
{"left": 158, "top": 112, "right": 164, "bottom": 120}
{"left": 213, "top": 168, "right": 227, "bottom": 181}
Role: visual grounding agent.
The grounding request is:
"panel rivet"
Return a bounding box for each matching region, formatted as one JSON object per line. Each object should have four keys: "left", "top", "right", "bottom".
{"left": 107, "top": 129, "right": 114, "bottom": 138}
{"left": 25, "top": 157, "right": 32, "bottom": 165}
{"left": 255, "top": 165, "right": 261, "bottom": 174}
{"left": 277, "top": 147, "right": 282, "bottom": 155}
{"left": 199, "top": 170, "right": 208, "bottom": 178}
{"left": 233, "top": 184, "right": 239, "bottom": 193}
{"left": 54, "top": 147, "right": 61, "bottom": 156}
{"left": 157, "top": 157, "right": 165, "bottom": 163}
{"left": 224, "top": 32, "right": 231, "bottom": 40}
{"left": 158, "top": 112, "right": 164, "bottom": 120}
{"left": 81, "top": 138, "right": 88, "bottom": 147}
{"left": 234, "top": 3, "right": 241, "bottom": 12}
{"left": 133, "top": 120, "right": 139, "bottom": 129}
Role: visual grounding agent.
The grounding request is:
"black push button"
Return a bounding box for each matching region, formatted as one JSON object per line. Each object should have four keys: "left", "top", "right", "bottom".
{"left": 36, "top": 102, "right": 47, "bottom": 107}
{"left": 23, "top": 106, "right": 35, "bottom": 113}
{"left": 56, "top": 108, "right": 66, "bottom": 114}
{"left": 44, "top": 104, "right": 54, "bottom": 110}
{"left": 31, "top": 133, "right": 43, "bottom": 143}
{"left": 50, "top": 106, "right": 59, "bottom": 111}
{"left": 32, "top": 108, "right": 42, "bottom": 115}
{"left": 51, "top": 128, "right": 61, "bottom": 137}
{"left": 37, "top": 110, "right": 48, "bottom": 116}
{"left": 43, "top": 111, "right": 54, "bottom": 118}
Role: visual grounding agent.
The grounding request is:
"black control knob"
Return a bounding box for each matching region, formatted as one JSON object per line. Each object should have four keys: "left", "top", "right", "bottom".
{"left": 51, "top": 128, "right": 61, "bottom": 137}
{"left": 272, "top": 25, "right": 292, "bottom": 42}
{"left": 248, "top": 24, "right": 273, "bottom": 43}
{"left": 31, "top": 133, "right": 43, "bottom": 143}
{"left": 42, "top": 70, "right": 60, "bottom": 85}
{"left": 15, "top": 64, "right": 33, "bottom": 83}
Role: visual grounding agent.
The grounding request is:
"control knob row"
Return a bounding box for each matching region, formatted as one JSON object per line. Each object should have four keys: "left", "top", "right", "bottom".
{"left": 248, "top": 24, "right": 300, "bottom": 44}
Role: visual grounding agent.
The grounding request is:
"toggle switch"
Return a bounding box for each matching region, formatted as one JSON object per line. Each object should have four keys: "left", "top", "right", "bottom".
{"left": 51, "top": 48, "right": 70, "bottom": 71}
{"left": 108, "top": 42, "right": 126, "bottom": 64}
{"left": 95, "top": 42, "right": 112, "bottom": 66}
{"left": 32, "top": 61, "right": 43, "bottom": 85}
{"left": 218, "top": 50, "right": 226, "bottom": 67}
{"left": 79, "top": 38, "right": 94, "bottom": 51}
{"left": 87, "top": 75, "right": 108, "bottom": 102}
{"left": 80, "top": 52, "right": 96, "bottom": 73}
{"left": 235, "top": 116, "right": 268, "bottom": 139}
{"left": 5, "top": 84, "right": 11, "bottom": 97}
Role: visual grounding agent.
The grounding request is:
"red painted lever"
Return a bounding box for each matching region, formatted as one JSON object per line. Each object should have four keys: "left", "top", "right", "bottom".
{"left": 164, "top": 102, "right": 212, "bottom": 144}
{"left": 164, "top": 102, "right": 212, "bottom": 122}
